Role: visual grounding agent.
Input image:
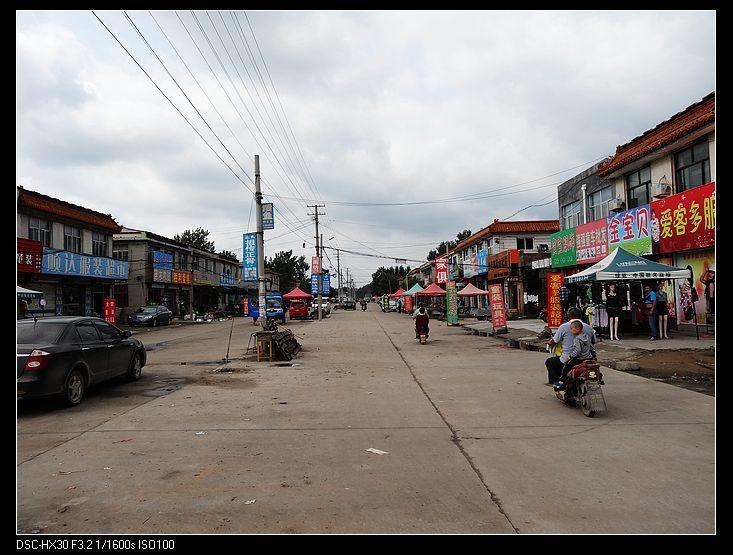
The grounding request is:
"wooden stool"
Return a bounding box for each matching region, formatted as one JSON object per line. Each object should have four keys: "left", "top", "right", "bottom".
{"left": 256, "top": 333, "right": 274, "bottom": 362}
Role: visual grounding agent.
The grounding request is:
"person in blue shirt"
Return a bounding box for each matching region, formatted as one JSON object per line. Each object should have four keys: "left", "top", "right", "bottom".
{"left": 544, "top": 307, "right": 597, "bottom": 385}
{"left": 644, "top": 284, "right": 658, "bottom": 340}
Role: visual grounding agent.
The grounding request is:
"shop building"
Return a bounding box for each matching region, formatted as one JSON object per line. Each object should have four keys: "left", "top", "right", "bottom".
{"left": 17, "top": 186, "right": 128, "bottom": 318}
{"left": 113, "top": 228, "right": 245, "bottom": 318}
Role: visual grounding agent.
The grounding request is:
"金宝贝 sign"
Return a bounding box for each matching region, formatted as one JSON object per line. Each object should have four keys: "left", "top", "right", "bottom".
{"left": 607, "top": 204, "right": 652, "bottom": 256}
{"left": 546, "top": 272, "right": 564, "bottom": 328}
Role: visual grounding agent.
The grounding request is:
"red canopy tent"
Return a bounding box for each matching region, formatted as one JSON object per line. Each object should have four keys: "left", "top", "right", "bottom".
{"left": 388, "top": 287, "right": 406, "bottom": 298}
{"left": 457, "top": 283, "right": 489, "bottom": 297}
{"left": 415, "top": 283, "right": 446, "bottom": 296}
{"left": 283, "top": 287, "right": 313, "bottom": 300}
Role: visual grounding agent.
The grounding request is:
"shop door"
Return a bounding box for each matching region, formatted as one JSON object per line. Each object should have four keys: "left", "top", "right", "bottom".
{"left": 63, "top": 285, "right": 84, "bottom": 316}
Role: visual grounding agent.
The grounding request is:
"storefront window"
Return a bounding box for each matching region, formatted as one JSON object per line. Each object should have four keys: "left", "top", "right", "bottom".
{"left": 675, "top": 141, "right": 710, "bottom": 192}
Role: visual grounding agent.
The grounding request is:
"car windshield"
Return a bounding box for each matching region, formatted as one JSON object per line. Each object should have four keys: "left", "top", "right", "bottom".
{"left": 135, "top": 307, "right": 158, "bottom": 314}
{"left": 17, "top": 322, "right": 67, "bottom": 345}
{"left": 266, "top": 299, "right": 282, "bottom": 309}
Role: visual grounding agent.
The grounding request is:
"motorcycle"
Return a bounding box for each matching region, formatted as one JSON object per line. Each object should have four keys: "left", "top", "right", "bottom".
{"left": 539, "top": 306, "right": 547, "bottom": 322}
{"left": 553, "top": 359, "right": 606, "bottom": 417}
{"left": 360, "top": 301, "right": 367, "bottom": 311}
{"left": 415, "top": 313, "right": 430, "bottom": 345}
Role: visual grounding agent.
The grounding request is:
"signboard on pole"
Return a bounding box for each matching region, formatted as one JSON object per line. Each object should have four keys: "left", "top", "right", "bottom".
{"left": 446, "top": 281, "right": 458, "bottom": 325}
{"left": 322, "top": 273, "right": 330, "bottom": 295}
{"left": 435, "top": 258, "right": 448, "bottom": 284}
{"left": 311, "top": 274, "right": 320, "bottom": 295}
{"left": 243, "top": 233, "right": 258, "bottom": 281}
{"left": 261, "top": 203, "right": 275, "bottom": 230}
{"left": 312, "top": 256, "right": 322, "bottom": 275}
{"left": 103, "top": 298, "right": 116, "bottom": 324}
{"left": 488, "top": 283, "right": 507, "bottom": 331}
{"left": 546, "top": 272, "right": 565, "bottom": 328}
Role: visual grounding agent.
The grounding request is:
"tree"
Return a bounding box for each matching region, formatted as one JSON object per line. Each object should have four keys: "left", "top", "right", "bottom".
{"left": 174, "top": 227, "right": 215, "bottom": 252}
{"left": 456, "top": 229, "right": 472, "bottom": 242}
{"left": 219, "top": 250, "right": 239, "bottom": 261}
{"left": 369, "top": 265, "right": 413, "bottom": 296}
{"left": 426, "top": 239, "right": 457, "bottom": 261}
{"left": 266, "top": 250, "right": 310, "bottom": 293}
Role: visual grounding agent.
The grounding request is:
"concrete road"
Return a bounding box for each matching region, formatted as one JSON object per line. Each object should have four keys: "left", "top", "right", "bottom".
{"left": 17, "top": 307, "right": 715, "bottom": 533}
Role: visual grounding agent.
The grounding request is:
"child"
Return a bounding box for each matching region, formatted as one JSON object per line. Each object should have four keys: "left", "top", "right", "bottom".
{"left": 556, "top": 320, "right": 596, "bottom": 386}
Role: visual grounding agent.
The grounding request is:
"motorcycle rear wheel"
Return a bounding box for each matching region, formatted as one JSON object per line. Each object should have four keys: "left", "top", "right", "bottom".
{"left": 578, "top": 382, "right": 596, "bottom": 417}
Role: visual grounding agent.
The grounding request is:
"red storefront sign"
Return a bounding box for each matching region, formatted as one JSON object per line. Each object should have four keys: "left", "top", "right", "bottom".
{"left": 575, "top": 219, "right": 608, "bottom": 264}
{"left": 17, "top": 239, "right": 43, "bottom": 273}
{"left": 651, "top": 182, "right": 715, "bottom": 253}
{"left": 435, "top": 258, "right": 449, "bottom": 284}
{"left": 487, "top": 249, "right": 519, "bottom": 280}
{"left": 172, "top": 270, "right": 193, "bottom": 285}
{"left": 488, "top": 283, "right": 507, "bottom": 329}
{"left": 243, "top": 297, "right": 249, "bottom": 316}
{"left": 103, "top": 298, "right": 116, "bottom": 324}
{"left": 546, "top": 272, "right": 564, "bottom": 329}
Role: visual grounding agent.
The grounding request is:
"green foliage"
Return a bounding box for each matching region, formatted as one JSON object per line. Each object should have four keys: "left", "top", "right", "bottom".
{"left": 174, "top": 227, "right": 216, "bottom": 253}
{"left": 369, "top": 266, "right": 414, "bottom": 296}
{"left": 218, "top": 250, "right": 239, "bottom": 261}
{"left": 267, "top": 250, "right": 310, "bottom": 293}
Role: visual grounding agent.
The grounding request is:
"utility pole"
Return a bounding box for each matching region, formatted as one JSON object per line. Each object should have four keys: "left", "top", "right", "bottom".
{"left": 336, "top": 249, "right": 341, "bottom": 304}
{"left": 255, "top": 155, "right": 267, "bottom": 330}
{"left": 346, "top": 268, "right": 350, "bottom": 300}
{"left": 189, "top": 245, "right": 194, "bottom": 319}
{"left": 307, "top": 204, "right": 326, "bottom": 320}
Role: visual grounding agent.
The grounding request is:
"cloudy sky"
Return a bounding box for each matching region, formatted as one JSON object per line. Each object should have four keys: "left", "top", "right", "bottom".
{"left": 16, "top": 10, "right": 715, "bottom": 285}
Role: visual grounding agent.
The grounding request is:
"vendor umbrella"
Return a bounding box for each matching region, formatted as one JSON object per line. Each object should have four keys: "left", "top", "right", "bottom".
{"left": 282, "top": 287, "right": 313, "bottom": 300}
{"left": 388, "top": 287, "right": 406, "bottom": 298}
{"left": 565, "top": 247, "right": 691, "bottom": 283}
{"left": 17, "top": 286, "right": 43, "bottom": 300}
{"left": 415, "top": 283, "right": 446, "bottom": 296}
{"left": 457, "top": 283, "right": 489, "bottom": 297}
{"left": 402, "top": 283, "right": 424, "bottom": 296}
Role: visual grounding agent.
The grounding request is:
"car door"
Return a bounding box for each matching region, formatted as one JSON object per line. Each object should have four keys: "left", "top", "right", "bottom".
{"left": 73, "top": 320, "right": 109, "bottom": 384}
{"left": 94, "top": 320, "right": 134, "bottom": 377}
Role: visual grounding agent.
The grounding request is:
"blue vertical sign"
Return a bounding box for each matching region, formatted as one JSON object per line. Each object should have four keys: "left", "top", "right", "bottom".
{"left": 311, "top": 274, "right": 319, "bottom": 294}
{"left": 322, "top": 273, "right": 330, "bottom": 295}
{"left": 261, "top": 203, "right": 275, "bottom": 230}
{"left": 243, "top": 233, "right": 258, "bottom": 281}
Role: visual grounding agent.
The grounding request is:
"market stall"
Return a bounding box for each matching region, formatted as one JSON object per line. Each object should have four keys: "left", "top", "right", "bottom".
{"left": 415, "top": 283, "right": 447, "bottom": 319}
{"left": 457, "top": 282, "right": 490, "bottom": 319}
{"left": 401, "top": 283, "right": 424, "bottom": 313}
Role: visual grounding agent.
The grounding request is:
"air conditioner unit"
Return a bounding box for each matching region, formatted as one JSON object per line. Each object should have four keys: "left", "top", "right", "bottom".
{"left": 608, "top": 198, "right": 625, "bottom": 212}
{"left": 651, "top": 181, "right": 672, "bottom": 199}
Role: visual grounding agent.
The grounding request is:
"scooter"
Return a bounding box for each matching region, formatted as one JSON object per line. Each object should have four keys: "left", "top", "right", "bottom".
{"left": 415, "top": 314, "right": 430, "bottom": 345}
{"left": 361, "top": 302, "right": 367, "bottom": 311}
{"left": 553, "top": 359, "right": 606, "bottom": 417}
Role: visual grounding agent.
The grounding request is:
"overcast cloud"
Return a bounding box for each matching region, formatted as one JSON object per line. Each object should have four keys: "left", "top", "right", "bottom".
{"left": 17, "top": 10, "right": 715, "bottom": 285}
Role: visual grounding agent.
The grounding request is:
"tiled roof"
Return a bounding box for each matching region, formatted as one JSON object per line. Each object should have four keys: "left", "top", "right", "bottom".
{"left": 17, "top": 186, "right": 122, "bottom": 233}
{"left": 453, "top": 219, "right": 560, "bottom": 252}
{"left": 597, "top": 92, "right": 715, "bottom": 176}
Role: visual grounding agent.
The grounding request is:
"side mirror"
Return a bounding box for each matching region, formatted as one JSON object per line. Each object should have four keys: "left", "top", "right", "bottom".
{"left": 122, "top": 330, "right": 132, "bottom": 338}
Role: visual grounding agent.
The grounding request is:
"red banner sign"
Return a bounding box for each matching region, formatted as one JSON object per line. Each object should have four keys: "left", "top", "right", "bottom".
{"left": 546, "top": 272, "right": 565, "bottom": 329}
{"left": 103, "top": 298, "right": 116, "bottom": 324}
{"left": 435, "top": 258, "right": 448, "bottom": 284}
{"left": 575, "top": 219, "right": 608, "bottom": 264}
{"left": 243, "top": 297, "right": 249, "bottom": 316}
{"left": 651, "top": 181, "right": 715, "bottom": 253}
{"left": 488, "top": 283, "right": 507, "bottom": 329}
{"left": 17, "top": 239, "right": 43, "bottom": 273}
{"left": 312, "top": 256, "right": 322, "bottom": 274}
{"left": 172, "top": 270, "right": 193, "bottom": 285}
{"left": 404, "top": 294, "right": 413, "bottom": 313}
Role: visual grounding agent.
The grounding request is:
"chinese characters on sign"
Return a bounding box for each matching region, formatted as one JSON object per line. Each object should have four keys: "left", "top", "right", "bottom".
{"left": 153, "top": 250, "right": 174, "bottom": 270}
{"left": 103, "top": 298, "right": 116, "bottom": 324}
{"left": 311, "top": 273, "right": 320, "bottom": 295}
{"left": 607, "top": 205, "right": 652, "bottom": 255}
{"left": 17, "top": 239, "right": 43, "bottom": 273}
{"left": 476, "top": 249, "right": 488, "bottom": 275}
{"left": 41, "top": 250, "right": 129, "bottom": 279}
{"left": 220, "top": 273, "right": 236, "bottom": 287}
{"left": 550, "top": 228, "right": 576, "bottom": 268}
{"left": 322, "top": 273, "right": 330, "bottom": 295}
{"left": 243, "top": 233, "right": 258, "bottom": 281}
{"left": 446, "top": 281, "right": 458, "bottom": 325}
{"left": 242, "top": 297, "right": 249, "bottom": 316}
{"left": 575, "top": 219, "right": 608, "bottom": 264}
{"left": 546, "top": 272, "right": 564, "bottom": 328}
{"left": 172, "top": 270, "right": 193, "bottom": 285}
{"left": 651, "top": 182, "right": 715, "bottom": 253}
{"left": 261, "top": 203, "right": 275, "bottom": 230}
{"left": 153, "top": 268, "right": 172, "bottom": 283}
{"left": 488, "top": 283, "right": 507, "bottom": 330}
{"left": 435, "top": 258, "right": 449, "bottom": 284}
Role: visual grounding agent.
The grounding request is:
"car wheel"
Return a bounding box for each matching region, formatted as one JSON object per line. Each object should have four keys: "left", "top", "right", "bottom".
{"left": 152, "top": 318, "right": 158, "bottom": 327}
{"left": 62, "top": 369, "right": 85, "bottom": 407}
{"left": 126, "top": 352, "right": 143, "bottom": 382}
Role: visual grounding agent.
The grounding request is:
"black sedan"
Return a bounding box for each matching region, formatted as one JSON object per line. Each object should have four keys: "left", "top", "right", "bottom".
{"left": 17, "top": 317, "right": 147, "bottom": 407}
{"left": 128, "top": 305, "right": 172, "bottom": 327}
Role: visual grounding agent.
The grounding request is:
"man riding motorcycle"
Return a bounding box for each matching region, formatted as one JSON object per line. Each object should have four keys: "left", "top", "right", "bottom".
{"left": 413, "top": 302, "right": 430, "bottom": 340}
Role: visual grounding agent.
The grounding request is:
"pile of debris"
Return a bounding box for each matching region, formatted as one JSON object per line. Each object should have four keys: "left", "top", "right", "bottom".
{"left": 272, "top": 330, "right": 302, "bottom": 360}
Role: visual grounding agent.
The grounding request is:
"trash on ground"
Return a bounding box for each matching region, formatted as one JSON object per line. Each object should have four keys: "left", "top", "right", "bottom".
{"left": 103, "top": 467, "right": 111, "bottom": 470}
{"left": 244, "top": 499, "right": 256, "bottom": 505}
{"left": 195, "top": 431, "right": 206, "bottom": 435}
{"left": 365, "top": 448, "right": 389, "bottom": 455}
{"left": 112, "top": 438, "right": 134, "bottom": 444}
{"left": 67, "top": 485, "right": 76, "bottom": 490}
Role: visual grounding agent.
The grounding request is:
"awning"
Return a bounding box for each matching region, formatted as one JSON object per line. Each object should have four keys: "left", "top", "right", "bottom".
{"left": 457, "top": 283, "right": 489, "bottom": 297}
{"left": 17, "top": 286, "right": 44, "bottom": 299}
{"left": 388, "top": 287, "right": 406, "bottom": 298}
{"left": 282, "top": 287, "right": 313, "bottom": 300}
{"left": 415, "top": 283, "right": 446, "bottom": 296}
{"left": 565, "top": 247, "right": 692, "bottom": 283}
{"left": 402, "top": 283, "right": 424, "bottom": 296}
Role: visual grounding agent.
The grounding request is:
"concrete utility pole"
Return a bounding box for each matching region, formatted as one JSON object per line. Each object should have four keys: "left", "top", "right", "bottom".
{"left": 255, "top": 155, "right": 267, "bottom": 330}
{"left": 308, "top": 204, "right": 326, "bottom": 320}
{"left": 189, "top": 245, "right": 194, "bottom": 319}
{"left": 336, "top": 249, "right": 341, "bottom": 304}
